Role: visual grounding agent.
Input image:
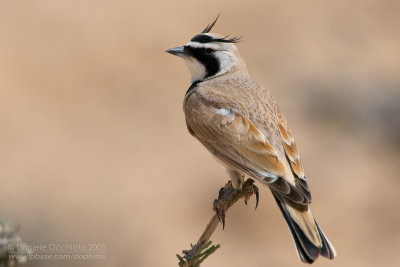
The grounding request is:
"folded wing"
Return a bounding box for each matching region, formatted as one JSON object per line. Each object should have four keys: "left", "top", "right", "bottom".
{"left": 186, "top": 106, "right": 309, "bottom": 204}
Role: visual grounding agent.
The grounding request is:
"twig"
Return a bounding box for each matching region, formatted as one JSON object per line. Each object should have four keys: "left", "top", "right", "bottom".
{"left": 177, "top": 179, "right": 259, "bottom": 267}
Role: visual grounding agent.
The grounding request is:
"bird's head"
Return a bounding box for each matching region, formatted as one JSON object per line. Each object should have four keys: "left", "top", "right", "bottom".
{"left": 166, "top": 15, "right": 246, "bottom": 83}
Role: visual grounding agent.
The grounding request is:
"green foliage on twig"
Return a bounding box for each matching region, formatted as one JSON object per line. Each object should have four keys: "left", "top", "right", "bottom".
{"left": 177, "top": 241, "right": 220, "bottom": 267}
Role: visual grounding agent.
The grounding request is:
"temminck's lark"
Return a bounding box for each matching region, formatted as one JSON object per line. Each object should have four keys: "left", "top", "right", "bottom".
{"left": 166, "top": 16, "right": 336, "bottom": 263}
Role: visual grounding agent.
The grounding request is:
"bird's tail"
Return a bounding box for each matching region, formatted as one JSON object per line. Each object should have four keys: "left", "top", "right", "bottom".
{"left": 272, "top": 192, "right": 337, "bottom": 263}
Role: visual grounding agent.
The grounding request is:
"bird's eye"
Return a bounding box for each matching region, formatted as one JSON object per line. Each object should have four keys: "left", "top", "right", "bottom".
{"left": 205, "top": 48, "right": 214, "bottom": 55}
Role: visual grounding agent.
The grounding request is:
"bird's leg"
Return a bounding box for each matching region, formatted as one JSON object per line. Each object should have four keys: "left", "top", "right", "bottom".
{"left": 228, "top": 169, "right": 245, "bottom": 191}
{"left": 213, "top": 178, "right": 259, "bottom": 229}
{"left": 227, "top": 169, "right": 259, "bottom": 208}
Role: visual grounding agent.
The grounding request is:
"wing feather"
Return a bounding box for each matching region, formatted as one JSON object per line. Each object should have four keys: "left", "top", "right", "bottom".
{"left": 187, "top": 107, "right": 285, "bottom": 176}
{"left": 186, "top": 105, "right": 309, "bottom": 204}
{"left": 277, "top": 112, "right": 312, "bottom": 202}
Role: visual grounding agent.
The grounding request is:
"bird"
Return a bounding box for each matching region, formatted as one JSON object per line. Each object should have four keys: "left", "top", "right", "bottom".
{"left": 166, "top": 15, "right": 337, "bottom": 264}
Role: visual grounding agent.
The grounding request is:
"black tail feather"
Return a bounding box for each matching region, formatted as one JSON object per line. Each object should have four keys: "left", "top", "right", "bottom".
{"left": 315, "top": 220, "right": 336, "bottom": 259}
{"left": 272, "top": 192, "right": 336, "bottom": 263}
{"left": 273, "top": 193, "right": 317, "bottom": 263}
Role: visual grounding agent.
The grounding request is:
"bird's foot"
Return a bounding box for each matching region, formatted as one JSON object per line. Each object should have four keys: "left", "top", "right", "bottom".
{"left": 213, "top": 179, "right": 259, "bottom": 229}
{"left": 213, "top": 182, "right": 233, "bottom": 230}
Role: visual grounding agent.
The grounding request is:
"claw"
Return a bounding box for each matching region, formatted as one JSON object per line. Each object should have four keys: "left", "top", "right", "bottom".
{"left": 253, "top": 185, "right": 259, "bottom": 210}
{"left": 221, "top": 209, "right": 225, "bottom": 229}
{"left": 244, "top": 199, "right": 247, "bottom": 205}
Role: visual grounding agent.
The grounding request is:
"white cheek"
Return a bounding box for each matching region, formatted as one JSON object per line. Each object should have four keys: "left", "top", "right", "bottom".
{"left": 184, "top": 59, "right": 206, "bottom": 83}
{"left": 214, "top": 51, "right": 235, "bottom": 76}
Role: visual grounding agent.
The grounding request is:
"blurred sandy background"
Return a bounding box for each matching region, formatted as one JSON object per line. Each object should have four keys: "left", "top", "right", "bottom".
{"left": 1, "top": 0, "right": 399, "bottom": 266}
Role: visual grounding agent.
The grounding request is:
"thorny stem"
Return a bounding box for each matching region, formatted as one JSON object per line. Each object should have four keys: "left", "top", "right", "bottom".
{"left": 177, "top": 179, "right": 258, "bottom": 267}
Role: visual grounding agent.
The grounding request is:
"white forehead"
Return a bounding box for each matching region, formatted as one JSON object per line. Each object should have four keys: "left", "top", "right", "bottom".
{"left": 185, "top": 41, "right": 237, "bottom": 51}
{"left": 185, "top": 41, "right": 216, "bottom": 49}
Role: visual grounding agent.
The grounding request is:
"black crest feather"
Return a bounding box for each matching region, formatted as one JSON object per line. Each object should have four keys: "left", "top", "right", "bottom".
{"left": 213, "top": 35, "right": 241, "bottom": 43}
{"left": 197, "top": 14, "right": 241, "bottom": 43}
{"left": 201, "top": 14, "right": 220, "bottom": 33}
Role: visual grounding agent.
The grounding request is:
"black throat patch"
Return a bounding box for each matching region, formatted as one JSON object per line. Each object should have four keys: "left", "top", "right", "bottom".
{"left": 185, "top": 80, "right": 201, "bottom": 95}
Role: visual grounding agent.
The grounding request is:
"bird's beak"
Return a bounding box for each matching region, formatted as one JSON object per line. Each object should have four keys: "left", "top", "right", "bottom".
{"left": 165, "top": 46, "right": 189, "bottom": 58}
